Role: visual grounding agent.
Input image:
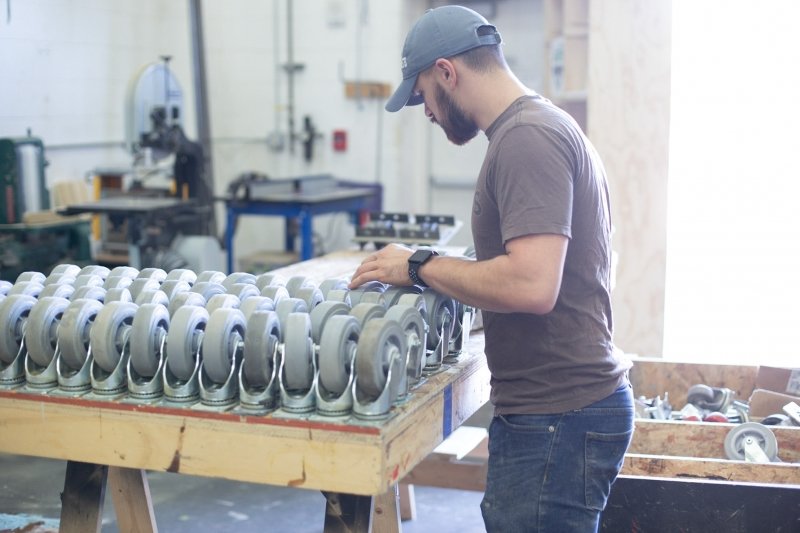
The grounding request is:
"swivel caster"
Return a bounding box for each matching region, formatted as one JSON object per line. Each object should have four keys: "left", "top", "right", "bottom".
{"left": 352, "top": 318, "right": 407, "bottom": 420}
{"left": 724, "top": 422, "right": 779, "bottom": 463}
{"left": 127, "top": 303, "right": 170, "bottom": 402}
{"left": 0, "top": 294, "right": 37, "bottom": 387}
{"left": 23, "top": 296, "right": 70, "bottom": 390}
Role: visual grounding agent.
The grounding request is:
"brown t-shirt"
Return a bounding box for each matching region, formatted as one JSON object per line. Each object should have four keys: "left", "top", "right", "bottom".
{"left": 472, "top": 95, "right": 631, "bottom": 414}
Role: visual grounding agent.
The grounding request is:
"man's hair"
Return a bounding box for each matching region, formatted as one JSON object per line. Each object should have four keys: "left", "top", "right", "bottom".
{"left": 456, "top": 44, "right": 505, "bottom": 72}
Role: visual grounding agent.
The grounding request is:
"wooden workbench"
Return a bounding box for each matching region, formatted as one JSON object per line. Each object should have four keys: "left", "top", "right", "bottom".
{"left": 0, "top": 251, "right": 491, "bottom": 532}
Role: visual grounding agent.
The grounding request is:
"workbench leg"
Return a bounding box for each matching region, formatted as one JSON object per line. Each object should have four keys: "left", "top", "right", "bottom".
{"left": 59, "top": 461, "right": 108, "bottom": 533}
{"left": 108, "top": 467, "right": 158, "bottom": 533}
{"left": 321, "top": 487, "right": 401, "bottom": 533}
{"left": 226, "top": 209, "right": 236, "bottom": 273}
{"left": 372, "top": 485, "right": 401, "bottom": 533}
{"left": 398, "top": 483, "right": 417, "bottom": 521}
{"left": 300, "top": 212, "right": 313, "bottom": 260}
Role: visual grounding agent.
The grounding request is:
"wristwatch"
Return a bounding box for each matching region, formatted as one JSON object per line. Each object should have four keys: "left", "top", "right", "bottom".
{"left": 408, "top": 249, "right": 438, "bottom": 287}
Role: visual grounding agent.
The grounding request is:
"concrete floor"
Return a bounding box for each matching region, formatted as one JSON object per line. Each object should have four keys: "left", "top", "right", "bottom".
{"left": 0, "top": 453, "right": 486, "bottom": 532}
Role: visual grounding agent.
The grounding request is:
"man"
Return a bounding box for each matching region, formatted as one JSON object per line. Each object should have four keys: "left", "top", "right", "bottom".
{"left": 349, "top": 5, "right": 633, "bottom": 532}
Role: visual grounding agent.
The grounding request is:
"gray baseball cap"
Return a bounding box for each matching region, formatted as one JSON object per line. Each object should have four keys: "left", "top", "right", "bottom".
{"left": 385, "top": 5, "right": 502, "bottom": 112}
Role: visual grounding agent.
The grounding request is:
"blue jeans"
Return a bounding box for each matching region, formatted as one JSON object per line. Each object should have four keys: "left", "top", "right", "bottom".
{"left": 480, "top": 383, "right": 634, "bottom": 533}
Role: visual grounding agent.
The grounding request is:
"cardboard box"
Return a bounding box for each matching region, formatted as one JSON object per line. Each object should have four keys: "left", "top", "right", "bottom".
{"left": 748, "top": 388, "right": 800, "bottom": 418}
{"left": 756, "top": 366, "right": 800, "bottom": 396}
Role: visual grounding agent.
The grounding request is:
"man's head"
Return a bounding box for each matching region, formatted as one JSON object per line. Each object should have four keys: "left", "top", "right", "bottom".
{"left": 385, "top": 5, "right": 503, "bottom": 113}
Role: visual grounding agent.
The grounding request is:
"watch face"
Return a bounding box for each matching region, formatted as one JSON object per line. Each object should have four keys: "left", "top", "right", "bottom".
{"left": 409, "top": 249, "right": 433, "bottom": 265}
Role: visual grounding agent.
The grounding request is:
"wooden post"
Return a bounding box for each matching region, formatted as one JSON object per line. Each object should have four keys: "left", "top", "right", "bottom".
{"left": 398, "top": 483, "right": 417, "bottom": 521}
{"left": 107, "top": 467, "right": 158, "bottom": 533}
{"left": 59, "top": 461, "right": 107, "bottom": 533}
{"left": 322, "top": 492, "right": 372, "bottom": 532}
{"left": 372, "top": 485, "right": 400, "bottom": 533}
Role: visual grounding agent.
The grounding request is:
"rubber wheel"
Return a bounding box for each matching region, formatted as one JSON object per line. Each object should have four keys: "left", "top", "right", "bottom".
{"left": 385, "top": 304, "right": 426, "bottom": 370}
{"left": 130, "top": 303, "right": 170, "bottom": 378}
{"left": 78, "top": 265, "right": 110, "bottom": 279}
{"left": 0, "top": 294, "right": 37, "bottom": 364}
{"left": 295, "top": 286, "right": 324, "bottom": 311}
{"left": 196, "top": 270, "right": 226, "bottom": 284}
{"left": 165, "top": 268, "right": 197, "bottom": 284}
{"left": 58, "top": 298, "right": 104, "bottom": 370}
{"left": 108, "top": 266, "right": 139, "bottom": 279}
{"left": 0, "top": 280, "right": 13, "bottom": 297}
{"left": 50, "top": 264, "right": 81, "bottom": 277}
{"left": 73, "top": 275, "right": 105, "bottom": 290}
{"left": 43, "top": 273, "right": 75, "bottom": 287}
{"left": 349, "top": 303, "right": 386, "bottom": 327}
{"left": 687, "top": 384, "right": 715, "bottom": 406}
{"left": 167, "top": 305, "right": 209, "bottom": 380}
{"left": 396, "top": 293, "right": 427, "bottom": 319}
{"left": 310, "top": 301, "right": 350, "bottom": 343}
{"left": 282, "top": 312, "right": 314, "bottom": 390}
{"left": 135, "top": 289, "right": 169, "bottom": 307}
{"left": 243, "top": 310, "right": 280, "bottom": 387}
{"left": 222, "top": 272, "right": 256, "bottom": 291}
{"left": 190, "top": 281, "right": 226, "bottom": 301}
{"left": 136, "top": 268, "right": 167, "bottom": 282}
{"left": 159, "top": 280, "right": 191, "bottom": 301}
{"left": 724, "top": 422, "right": 779, "bottom": 461}
{"left": 318, "top": 315, "right": 360, "bottom": 395}
{"left": 355, "top": 318, "right": 406, "bottom": 400}
{"left": 227, "top": 283, "right": 260, "bottom": 302}
{"left": 349, "top": 281, "right": 386, "bottom": 307}
{"left": 261, "top": 285, "right": 290, "bottom": 303}
{"left": 422, "top": 290, "right": 455, "bottom": 350}
{"left": 128, "top": 278, "right": 160, "bottom": 301}
{"left": 90, "top": 301, "right": 138, "bottom": 373}
{"left": 382, "top": 285, "right": 422, "bottom": 306}
{"left": 255, "top": 273, "right": 284, "bottom": 292}
{"left": 16, "top": 271, "right": 46, "bottom": 284}
{"left": 327, "top": 289, "right": 351, "bottom": 306}
{"left": 25, "top": 296, "right": 70, "bottom": 367}
{"left": 206, "top": 294, "right": 241, "bottom": 315}
{"left": 285, "top": 276, "right": 311, "bottom": 297}
{"left": 203, "top": 308, "right": 246, "bottom": 383}
{"left": 71, "top": 286, "right": 106, "bottom": 302}
{"left": 275, "top": 298, "right": 308, "bottom": 338}
{"left": 319, "top": 278, "right": 349, "bottom": 299}
{"left": 40, "top": 284, "right": 75, "bottom": 300}
{"left": 240, "top": 296, "right": 275, "bottom": 320}
{"left": 168, "top": 291, "right": 206, "bottom": 318}
{"left": 103, "top": 275, "right": 133, "bottom": 290}
{"left": 9, "top": 281, "right": 43, "bottom": 298}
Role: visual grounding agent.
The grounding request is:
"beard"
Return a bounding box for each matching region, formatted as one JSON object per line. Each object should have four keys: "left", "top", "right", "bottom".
{"left": 434, "top": 83, "right": 479, "bottom": 146}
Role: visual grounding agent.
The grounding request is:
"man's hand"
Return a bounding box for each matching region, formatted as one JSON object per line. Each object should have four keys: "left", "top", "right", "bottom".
{"left": 349, "top": 243, "right": 416, "bottom": 289}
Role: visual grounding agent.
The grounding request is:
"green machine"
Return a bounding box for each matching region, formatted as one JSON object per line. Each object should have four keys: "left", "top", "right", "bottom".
{"left": 0, "top": 134, "right": 91, "bottom": 281}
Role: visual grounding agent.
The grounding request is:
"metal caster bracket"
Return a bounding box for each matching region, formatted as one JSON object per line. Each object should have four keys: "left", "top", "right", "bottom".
{"left": 0, "top": 342, "right": 26, "bottom": 389}
{"left": 352, "top": 353, "right": 404, "bottom": 421}
{"left": 22, "top": 347, "right": 59, "bottom": 392}
{"left": 52, "top": 349, "right": 93, "bottom": 396}
{"left": 278, "top": 350, "right": 318, "bottom": 414}
{"left": 162, "top": 349, "right": 201, "bottom": 406}
{"left": 86, "top": 344, "right": 130, "bottom": 400}
{"left": 235, "top": 343, "right": 279, "bottom": 415}
{"left": 315, "top": 365, "right": 356, "bottom": 417}
{"left": 124, "top": 335, "right": 166, "bottom": 404}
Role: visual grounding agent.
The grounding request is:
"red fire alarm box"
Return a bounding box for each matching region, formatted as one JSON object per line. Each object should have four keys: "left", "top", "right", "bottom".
{"left": 333, "top": 129, "right": 347, "bottom": 152}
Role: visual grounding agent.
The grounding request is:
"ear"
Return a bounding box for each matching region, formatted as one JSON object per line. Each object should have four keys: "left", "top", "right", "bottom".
{"left": 433, "top": 58, "right": 458, "bottom": 89}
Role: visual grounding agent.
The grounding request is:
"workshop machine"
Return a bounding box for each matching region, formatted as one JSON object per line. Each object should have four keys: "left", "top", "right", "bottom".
{"left": 0, "top": 134, "right": 91, "bottom": 281}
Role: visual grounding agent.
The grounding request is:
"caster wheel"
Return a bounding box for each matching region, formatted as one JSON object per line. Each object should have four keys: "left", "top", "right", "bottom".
{"left": 78, "top": 265, "right": 110, "bottom": 279}
{"left": 310, "top": 301, "right": 350, "bottom": 344}
{"left": 355, "top": 318, "right": 406, "bottom": 400}
{"left": 50, "top": 264, "right": 81, "bottom": 277}
{"left": 262, "top": 285, "right": 290, "bottom": 304}
{"left": 0, "top": 294, "right": 37, "bottom": 364}
{"left": 318, "top": 315, "right": 360, "bottom": 395}
{"left": 724, "top": 422, "right": 778, "bottom": 461}
{"left": 128, "top": 278, "right": 161, "bottom": 301}
{"left": 318, "top": 278, "right": 349, "bottom": 299}
{"left": 44, "top": 273, "right": 76, "bottom": 287}
{"left": 326, "top": 289, "right": 351, "bottom": 306}
{"left": 16, "top": 271, "right": 46, "bottom": 284}
{"left": 190, "top": 281, "right": 226, "bottom": 301}
{"left": 130, "top": 303, "right": 170, "bottom": 378}
{"left": 206, "top": 294, "right": 241, "bottom": 315}
{"left": 222, "top": 272, "right": 257, "bottom": 291}
{"left": 159, "top": 280, "right": 191, "bottom": 302}
{"left": 0, "top": 280, "right": 12, "bottom": 297}
{"left": 285, "top": 276, "right": 312, "bottom": 297}
{"left": 422, "top": 290, "right": 455, "bottom": 350}
{"left": 168, "top": 291, "right": 206, "bottom": 318}
{"left": 26, "top": 296, "right": 70, "bottom": 367}
{"left": 275, "top": 298, "right": 308, "bottom": 337}
{"left": 196, "top": 270, "right": 226, "bottom": 284}
{"left": 166, "top": 306, "right": 210, "bottom": 381}
{"left": 135, "top": 289, "right": 169, "bottom": 307}
{"left": 282, "top": 312, "right": 314, "bottom": 390}
{"left": 295, "top": 286, "right": 324, "bottom": 311}
{"left": 349, "top": 281, "right": 387, "bottom": 307}
{"left": 90, "top": 301, "right": 138, "bottom": 373}
{"left": 349, "top": 303, "right": 386, "bottom": 327}
{"left": 105, "top": 287, "right": 133, "bottom": 303}
{"left": 136, "top": 268, "right": 167, "bottom": 282}
{"left": 243, "top": 310, "right": 280, "bottom": 387}
{"left": 687, "top": 384, "right": 715, "bottom": 406}
{"left": 202, "top": 308, "right": 246, "bottom": 383}
{"left": 103, "top": 275, "right": 134, "bottom": 290}
{"left": 227, "top": 283, "right": 260, "bottom": 302}
{"left": 385, "top": 304, "right": 426, "bottom": 370}
{"left": 108, "top": 266, "right": 139, "bottom": 279}
{"left": 255, "top": 273, "right": 284, "bottom": 292}
{"left": 9, "top": 281, "right": 44, "bottom": 298}
{"left": 165, "top": 268, "right": 196, "bottom": 285}
{"left": 383, "top": 285, "right": 422, "bottom": 306}
{"left": 71, "top": 286, "right": 106, "bottom": 302}
{"left": 58, "top": 298, "right": 104, "bottom": 370}
{"left": 40, "top": 283, "right": 75, "bottom": 300}
{"left": 240, "top": 296, "right": 275, "bottom": 320}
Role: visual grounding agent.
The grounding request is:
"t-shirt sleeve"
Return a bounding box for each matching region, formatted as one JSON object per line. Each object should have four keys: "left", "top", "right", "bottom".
{"left": 493, "top": 124, "right": 573, "bottom": 244}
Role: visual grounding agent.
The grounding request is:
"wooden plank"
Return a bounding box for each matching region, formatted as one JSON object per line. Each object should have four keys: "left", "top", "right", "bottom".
{"left": 629, "top": 357, "right": 758, "bottom": 407}
{"left": 402, "top": 454, "right": 487, "bottom": 492}
{"left": 601, "top": 476, "right": 800, "bottom": 533}
{"left": 371, "top": 485, "right": 400, "bottom": 533}
{"left": 622, "top": 453, "right": 800, "bottom": 485}
{"left": 630, "top": 419, "right": 800, "bottom": 463}
{"left": 59, "top": 461, "right": 107, "bottom": 533}
{"left": 107, "top": 467, "right": 158, "bottom": 533}
{"left": 397, "top": 484, "right": 416, "bottom": 521}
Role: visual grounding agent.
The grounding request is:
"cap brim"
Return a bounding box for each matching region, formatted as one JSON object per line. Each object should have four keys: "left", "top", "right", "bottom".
{"left": 385, "top": 75, "right": 419, "bottom": 112}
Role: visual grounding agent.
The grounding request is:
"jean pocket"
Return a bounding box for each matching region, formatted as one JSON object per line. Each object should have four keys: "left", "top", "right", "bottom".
{"left": 584, "top": 429, "right": 633, "bottom": 511}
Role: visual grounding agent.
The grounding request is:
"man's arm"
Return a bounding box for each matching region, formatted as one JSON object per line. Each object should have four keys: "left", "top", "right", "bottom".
{"left": 348, "top": 233, "right": 567, "bottom": 314}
